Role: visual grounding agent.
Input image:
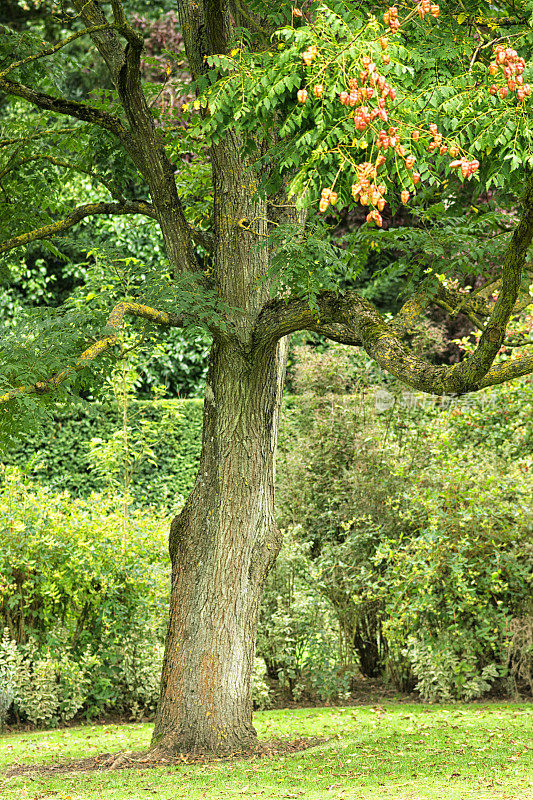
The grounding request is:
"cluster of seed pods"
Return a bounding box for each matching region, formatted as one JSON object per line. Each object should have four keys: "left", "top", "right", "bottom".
{"left": 415, "top": 1, "right": 440, "bottom": 19}
{"left": 383, "top": 2, "right": 440, "bottom": 32}
{"left": 488, "top": 45, "right": 531, "bottom": 101}
{"left": 339, "top": 57, "right": 397, "bottom": 129}
{"left": 294, "top": 21, "right": 528, "bottom": 222}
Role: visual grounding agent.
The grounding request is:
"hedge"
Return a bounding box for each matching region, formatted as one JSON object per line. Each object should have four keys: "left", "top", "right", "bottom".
{"left": 1, "top": 398, "right": 204, "bottom": 508}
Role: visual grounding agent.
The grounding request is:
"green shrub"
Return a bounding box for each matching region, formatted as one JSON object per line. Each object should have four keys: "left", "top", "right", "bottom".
{"left": 0, "top": 629, "right": 21, "bottom": 730}
{"left": 0, "top": 465, "right": 171, "bottom": 724}
{"left": 276, "top": 345, "right": 532, "bottom": 700}
{"left": 251, "top": 658, "right": 272, "bottom": 710}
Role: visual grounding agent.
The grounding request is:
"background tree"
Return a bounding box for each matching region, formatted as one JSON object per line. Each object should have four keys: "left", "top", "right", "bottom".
{"left": 1, "top": 0, "right": 533, "bottom": 754}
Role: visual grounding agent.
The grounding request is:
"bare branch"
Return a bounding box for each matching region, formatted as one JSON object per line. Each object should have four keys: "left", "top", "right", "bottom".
{"left": 0, "top": 200, "right": 157, "bottom": 255}
{"left": 0, "top": 302, "right": 184, "bottom": 405}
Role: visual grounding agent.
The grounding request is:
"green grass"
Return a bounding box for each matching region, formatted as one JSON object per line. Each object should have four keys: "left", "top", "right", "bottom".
{"left": 1, "top": 704, "right": 532, "bottom": 799}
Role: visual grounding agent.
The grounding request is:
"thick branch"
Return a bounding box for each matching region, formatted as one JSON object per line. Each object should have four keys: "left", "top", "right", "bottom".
{"left": 446, "top": 173, "right": 533, "bottom": 389}
{"left": 0, "top": 76, "right": 128, "bottom": 140}
{"left": 0, "top": 302, "right": 184, "bottom": 405}
{"left": 0, "top": 200, "right": 157, "bottom": 255}
{"left": 70, "top": 0, "right": 199, "bottom": 276}
{"left": 255, "top": 285, "right": 533, "bottom": 395}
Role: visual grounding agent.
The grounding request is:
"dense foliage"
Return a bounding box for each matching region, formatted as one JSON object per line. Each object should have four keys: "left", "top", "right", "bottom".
{"left": 1, "top": 344, "right": 530, "bottom": 726}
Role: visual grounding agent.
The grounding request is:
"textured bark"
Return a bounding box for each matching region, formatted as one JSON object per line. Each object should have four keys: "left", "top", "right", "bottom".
{"left": 152, "top": 337, "right": 287, "bottom": 753}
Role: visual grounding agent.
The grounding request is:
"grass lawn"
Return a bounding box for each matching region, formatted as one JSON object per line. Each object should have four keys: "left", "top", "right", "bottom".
{"left": 0, "top": 703, "right": 531, "bottom": 800}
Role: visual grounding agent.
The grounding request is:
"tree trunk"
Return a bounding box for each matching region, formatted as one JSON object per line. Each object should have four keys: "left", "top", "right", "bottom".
{"left": 151, "top": 335, "right": 288, "bottom": 754}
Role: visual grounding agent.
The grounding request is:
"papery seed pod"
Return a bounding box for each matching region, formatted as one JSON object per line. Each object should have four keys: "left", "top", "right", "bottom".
{"left": 412, "top": 130, "right": 420, "bottom": 141}
{"left": 321, "top": 188, "right": 331, "bottom": 199}
{"left": 449, "top": 160, "right": 462, "bottom": 168}
{"left": 329, "top": 191, "right": 338, "bottom": 205}
{"left": 360, "top": 193, "right": 369, "bottom": 205}
{"left": 517, "top": 87, "right": 526, "bottom": 100}
{"left": 340, "top": 91, "right": 349, "bottom": 104}
{"left": 488, "top": 85, "right": 497, "bottom": 95}
{"left": 380, "top": 36, "right": 389, "bottom": 50}
{"left": 489, "top": 63, "right": 498, "bottom": 75}
{"left": 429, "top": 123, "right": 438, "bottom": 134}
{"left": 439, "top": 145, "right": 448, "bottom": 155}
{"left": 412, "top": 172, "right": 421, "bottom": 184}
{"left": 297, "top": 89, "right": 308, "bottom": 103}
{"left": 349, "top": 77, "right": 358, "bottom": 89}
{"left": 498, "top": 86, "right": 508, "bottom": 98}
{"left": 376, "top": 155, "right": 386, "bottom": 166}
{"left": 449, "top": 146, "right": 459, "bottom": 157}
{"left": 400, "top": 189, "right": 410, "bottom": 204}
{"left": 396, "top": 144, "right": 405, "bottom": 156}
{"left": 313, "top": 84, "right": 323, "bottom": 98}
{"left": 469, "top": 160, "right": 480, "bottom": 173}
{"left": 377, "top": 197, "right": 385, "bottom": 211}
{"left": 389, "top": 87, "right": 397, "bottom": 100}
{"left": 405, "top": 155, "right": 416, "bottom": 169}
{"left": 378, "top": 108, "right": 388, "bottom": 121}
{"left": 382, "top": 54, "right": 391, "bottom": 64}
{"left": 319, "top": 198, "right": 329, "bottom": 212}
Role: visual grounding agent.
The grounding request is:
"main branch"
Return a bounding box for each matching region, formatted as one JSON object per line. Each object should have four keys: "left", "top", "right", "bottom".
{"left": 0, "top": 302, "right": 184, "bottom": 405}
